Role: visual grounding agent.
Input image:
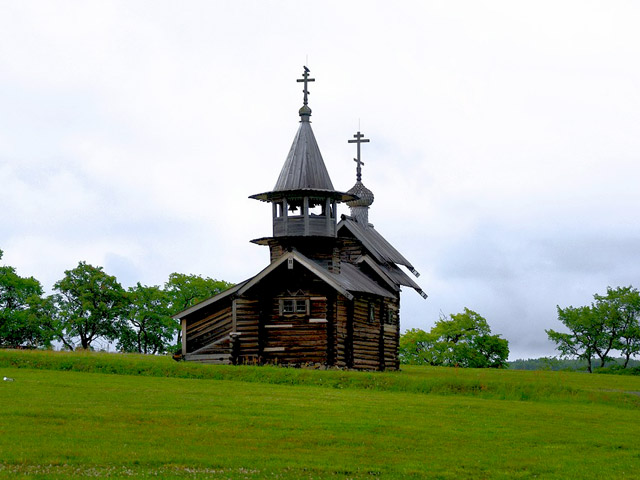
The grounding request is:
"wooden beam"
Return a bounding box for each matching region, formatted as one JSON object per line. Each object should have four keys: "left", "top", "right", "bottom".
{"left": 181, "top": 319, "right": 187, "bottom": 355}
{"left": 283, "top": 198, "right": 288, "bottom": 235}
{"left": 190, "top": 334, "right": 231, "bottom": 355}
{"left": 325, "top": 197, "right": 331, "bottom": 235}
{"left": 232, "top": 298, "right": 237, "bottom": 332}
{"left": 303, "top": 196, "right": 309, "bottom": 235}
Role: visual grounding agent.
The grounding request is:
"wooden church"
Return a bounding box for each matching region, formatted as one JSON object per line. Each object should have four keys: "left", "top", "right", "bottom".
{"left": 175, "top": 67, "right": 426, "bottom": 370}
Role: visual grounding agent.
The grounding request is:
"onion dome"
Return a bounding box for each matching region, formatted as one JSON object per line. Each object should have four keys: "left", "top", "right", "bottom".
{"left": 347, "top": 181, "right": 374, "bottom": 207}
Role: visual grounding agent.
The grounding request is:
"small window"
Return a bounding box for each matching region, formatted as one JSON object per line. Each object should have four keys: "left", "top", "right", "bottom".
{"left": 295, "top": 300, "right": 307, "bottom": 313}
{"left": 384, "top": 307, "right": 398, "bottom": 325}
{"left": 283, "top": 300, "right": 295, "bottom": 314}
{"left": 369, "top": 303, "right": 376, "bottom": 323}
{"left": 279, "top": 298, "right": 309, "bottom": 316}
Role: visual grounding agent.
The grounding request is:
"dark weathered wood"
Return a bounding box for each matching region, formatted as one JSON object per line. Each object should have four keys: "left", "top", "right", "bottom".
{"left": 177, "top": 71, "right": 425, "bottom": 370}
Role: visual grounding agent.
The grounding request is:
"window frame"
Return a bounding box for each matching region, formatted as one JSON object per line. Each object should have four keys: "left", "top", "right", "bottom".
{"left": 279, "top": 297, "right": 310, "bottom": 317}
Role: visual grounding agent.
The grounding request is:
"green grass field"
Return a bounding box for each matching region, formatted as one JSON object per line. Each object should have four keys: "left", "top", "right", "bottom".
{"left": 1, "top": 350, "right": 639, "bottom": 479}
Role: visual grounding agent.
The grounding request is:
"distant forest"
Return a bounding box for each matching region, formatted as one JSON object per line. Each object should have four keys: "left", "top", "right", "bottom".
{"left": 509, "top": 357, "right": 640, "bottom": 373}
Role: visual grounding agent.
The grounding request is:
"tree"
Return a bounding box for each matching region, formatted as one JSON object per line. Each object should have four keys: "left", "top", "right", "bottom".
{"left": 117, "top": 283, "right": 177, "bottom": 354}
{"left": 429, "top": 309, "right": 509, "bottom": 368}
{"left": 399, "top": 308, "right": 509, "bottom": 368}
{"left": 52, "top": 262, "right": 127, "bottom": 350}
{"left": 547, "top": 286, "right": 640, "bottom": 372}
{"left": 399, "top": 328, "right": 437, "bottom": 365}
{"left": 594, "top": 286, "right": 640, "bottom": 369}
{"left": 546, "top": 305, "right": 599, "bottom": 373}
{"left": 0, "top": 249, "right": 53, "bottom": 348}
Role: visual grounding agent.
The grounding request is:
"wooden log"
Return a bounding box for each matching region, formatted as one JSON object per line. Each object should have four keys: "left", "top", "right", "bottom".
{"left": 185, "top": 353, "right": 231, "bottom": 362}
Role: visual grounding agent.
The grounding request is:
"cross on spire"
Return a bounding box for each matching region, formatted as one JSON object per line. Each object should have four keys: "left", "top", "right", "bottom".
{"left": 296, "top": 66, "right": 315, "bottom": 107}
{"left": 348, "top": 131, "right": 370, "bottom": 182}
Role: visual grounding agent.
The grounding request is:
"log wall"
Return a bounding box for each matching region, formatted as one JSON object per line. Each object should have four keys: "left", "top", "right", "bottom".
{"left": 185, "top": 304, "right": 232, "bottom": 354}
{"left": 338, "top": 236, "right": 364, "bottom": 264}
{"left": 382, "top": 297, "right": 400, "bottom": 370}
{"left": 334, "top": 296, "right": 351, "bottom": 368}
{"left": 182, "top": 253, "right": 401, "bottom": 369}
{"left": 261, "top": 295, "right": 329, "bottom": 365}
{"left": 351, "top": 297, "right": 382, "bottom": 370}
{"left": 235, "top": 297, "right": 260, "bottom": 364}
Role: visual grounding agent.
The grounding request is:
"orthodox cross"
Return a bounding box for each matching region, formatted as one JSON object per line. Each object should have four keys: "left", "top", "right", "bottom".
{"left": 296, "top": 66, "right": 315, "bottom": 106}
{"left": 348, "top": 131, "right": 370, "bottom": 182}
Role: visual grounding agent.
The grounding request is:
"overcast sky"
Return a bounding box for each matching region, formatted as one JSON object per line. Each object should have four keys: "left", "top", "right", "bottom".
{"left": 2, "top": 1, "right": 639, "bottom": 359}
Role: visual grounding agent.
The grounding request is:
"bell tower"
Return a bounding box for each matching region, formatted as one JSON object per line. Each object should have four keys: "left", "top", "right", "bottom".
{"left": 250, "top": 66, "right": 354, "bottom": 262}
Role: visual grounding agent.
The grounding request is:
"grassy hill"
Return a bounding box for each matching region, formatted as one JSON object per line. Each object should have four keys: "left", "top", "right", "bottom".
{"left": 1, "top": 350, "right": 639, "bottom": 479}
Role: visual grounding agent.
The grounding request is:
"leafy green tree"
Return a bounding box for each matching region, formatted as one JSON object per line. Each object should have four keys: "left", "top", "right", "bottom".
{"left": 548, "top": 286, "right": 640, "bottom": 372}
{"left": 546, "top": 305, "right": 599, "bottom": 373}
{"left": 117, "top": 283, "right": 177, "bottom": 354}
{"left": 594, "top": 286, "right": 640, "bottom": 368}
{"left": 430, "top": 309, "right": 509, "bottom": 368}
{"left": 52, "top": 261, "right": 127, "bottom": 350}
{"left": 399, "top": 328, "right": 436, "bottom": 365}
{"left": 0, "top": 249, "right": 53, "bottom": 348}
{"left": 399, "top": 308, "right": 509, "bottom": 368}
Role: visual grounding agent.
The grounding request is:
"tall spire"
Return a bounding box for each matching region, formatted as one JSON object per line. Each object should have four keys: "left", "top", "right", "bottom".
{"left": 296, "top": 66, "right": 315, "bottom": 121}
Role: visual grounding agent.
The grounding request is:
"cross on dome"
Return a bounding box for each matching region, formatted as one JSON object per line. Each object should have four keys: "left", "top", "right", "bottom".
{"left": 348, "top": 131, "right": 370, "bottom": 182}
{"left": 296, "top": 66, "right": 315, "bottom": 107}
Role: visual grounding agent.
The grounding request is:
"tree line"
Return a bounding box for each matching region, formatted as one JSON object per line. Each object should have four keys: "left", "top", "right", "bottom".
{"left": 0, "top": 249, "right": 232, "bottom": 353}
{"left": 4, "top": 246, "right": 639, "bottom": 371}
{"left": 398, "top": 285, "right": 640, "bottom": 372}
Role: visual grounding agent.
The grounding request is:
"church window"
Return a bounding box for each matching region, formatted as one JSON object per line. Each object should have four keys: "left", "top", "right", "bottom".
{"left": 282, "top": 300, "right": 295, "bottom": 314}
{"left": 368, "top": 303, "right": 376, "bottom": 323}
{"left": 385, "top": 308, "right": 394, "bottom": 325}
{"left": 296, "top": 299, "right": 307, "bottom": 313}
{"left": 280, "top": 298, "right": 309, "bottom": 316}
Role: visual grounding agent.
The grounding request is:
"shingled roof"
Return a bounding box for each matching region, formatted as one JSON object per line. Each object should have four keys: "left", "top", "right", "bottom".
{"left": 338, "top": 216, "right": 418, "bottom": 273}
{"left": 250, "top": 118, "right": 355, "bottom": 202}
{"left": 273, "top": 120, "right": 334, "bottom": 192}
{"left": 337, "top": 216, "right": 427, "bottom": 298}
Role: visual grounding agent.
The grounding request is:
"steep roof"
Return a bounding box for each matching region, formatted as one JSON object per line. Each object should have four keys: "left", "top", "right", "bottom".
{"left": 356, "top": 255, "right": 427, "bottom": 299}
{"left": 249, "top": 120, "right": 355, "bottom": 203}
{"left": 337, "top": 216, "right": 427, "bottom": 299}
{"left": 273, "top": 121, "right": 334, "bottom": 192}
{"left": 337, "top": 216, "right": 419, "bottom": 274}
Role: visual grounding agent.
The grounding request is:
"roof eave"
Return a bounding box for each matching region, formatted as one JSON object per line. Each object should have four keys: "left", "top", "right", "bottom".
{"left": 249, "top": 189, "right": 357, "bottom": 203}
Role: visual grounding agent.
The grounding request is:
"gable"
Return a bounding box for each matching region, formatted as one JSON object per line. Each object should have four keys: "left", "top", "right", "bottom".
{"left": 238, "top": 250, "right": 396, "bottom": 300}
